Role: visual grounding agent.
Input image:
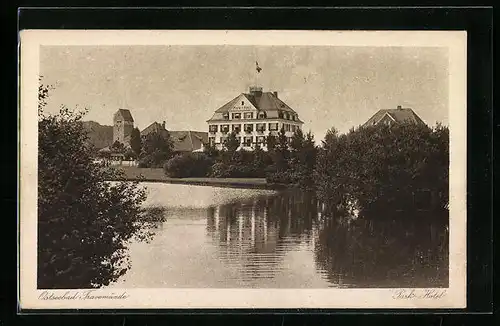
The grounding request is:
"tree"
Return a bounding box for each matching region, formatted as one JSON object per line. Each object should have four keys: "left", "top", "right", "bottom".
{"left": 322, "top": 127, "right": 339, "bottom": 149}
{"left": 274, "top": 128, "right": 290, "bottom": 172}
{"left": 203, "top": 141, "right": 219, "bottom": 158}
{"left": 139, "top": 131, "right": 174, "bottom": 168}
{"left": 290, "top": 128, "right": 305, "bottom": 153}
{"left": 129, "top": 127, "right": 142, "bottom": 158}
{"left": 314, "top": 122, "right": 449, "bottom": 213}
{"left": 111, "top": 140, "right": 126, "bottom": 153}
{"left": 223, "top": 131, "right": 240, "bottom": 153}
{"left": 266, "top": 133, "right": 277, "bottom": 151}
{"left": 37, "top": 82, "right": 161, "bottom": 289}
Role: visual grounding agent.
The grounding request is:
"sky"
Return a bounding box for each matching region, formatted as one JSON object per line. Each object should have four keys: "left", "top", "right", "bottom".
{"left": 40, "top": 45, "right": 449, "bottom": 142}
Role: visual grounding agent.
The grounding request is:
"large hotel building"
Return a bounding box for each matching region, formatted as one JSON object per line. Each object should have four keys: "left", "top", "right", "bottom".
{"left": 206, "top": 86, "right": 304, "bottom": 150}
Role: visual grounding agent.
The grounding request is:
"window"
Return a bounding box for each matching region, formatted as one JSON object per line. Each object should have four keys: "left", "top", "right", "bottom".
{"left": 241, "top": 101, "right": 244, "bottom": 105}
{"left": 285, "top": 113, "right": 290, "bottom": 120}
{"left": 292, "top": 115, "right": 296, "bottom": 121}
{"left": 223, "top": 113, "right": 229, "bottom": 120}
{"left": 256, "top": 136, "right": 265, "bottom": 144}
{"left": 232, "top": 124, "right": 241, "bottom": 133}
{"left": 244, "top": 124, "right": 254, "bottom": 133}
{"left": 284, "top": 124, "right": 291, "bottom": 132}
{"left": 209, "top": 125, "right": 218, "bottom": 133}
{"left": 232, "top": 113, "right": 241, "bottom": 120}
{"left": 221, "top": 124, "right": 229, "bottom": 133}
{"left": 236, "top": 137, "right": 241, "bottom": 144}
{"left": 256, "top": 123, "right": 266, "bottom": 132}
{"left": 244, "top": 137, "right": 253, "bottom": 146}
{"left": 209, "top": 137, "right": 216, "bottom": 146}
{"left": 291, "top": 125, "right": 296, "bottom": 132}
{"left": 269, "top": 123, "right": 278, "bottom": 131}
{"left": 278, "top": 111, "right": 284, "bottom": 119}
{"left": 258, "top": 112, "right": 266, "bottom": 119}
{"left": 244, "top": 112, "right": 253, "bottom": 119}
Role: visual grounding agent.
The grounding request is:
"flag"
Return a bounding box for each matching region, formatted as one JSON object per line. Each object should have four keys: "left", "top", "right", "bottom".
{"left": 256, "top": 61, "right": 262, "bottom": 73}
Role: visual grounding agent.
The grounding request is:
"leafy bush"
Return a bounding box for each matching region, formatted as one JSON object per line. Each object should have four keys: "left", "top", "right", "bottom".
{"left": 163, "top": 152, "right": 214, "bottom": 178}
{"left": 315, "top": 123, "right": 449, "bottom": 212}
{"left": 139, "top": 131, "right": 174, "bottom": 168}
{"left": 38, "top": 105, "right": 163, "bottom": 289}
{"left": 210, "top": 161, "right": 261, "bottom": 178}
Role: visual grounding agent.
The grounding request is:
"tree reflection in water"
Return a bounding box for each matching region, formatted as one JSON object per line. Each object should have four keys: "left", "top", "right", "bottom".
{"left": 205, "top": 190, "right": 448, "bottom": 288}
{"left": 314, "top": 205, "right": 449, "bottom": 288}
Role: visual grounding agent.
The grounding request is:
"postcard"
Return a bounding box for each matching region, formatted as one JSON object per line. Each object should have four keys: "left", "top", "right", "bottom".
{"left": 19, "top": 29, "right": 467, "bottom": 309}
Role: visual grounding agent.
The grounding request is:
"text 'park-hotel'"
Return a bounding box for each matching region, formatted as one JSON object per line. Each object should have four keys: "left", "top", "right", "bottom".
{"left": 207, "top": 86, "right": 304, "bottom": 151}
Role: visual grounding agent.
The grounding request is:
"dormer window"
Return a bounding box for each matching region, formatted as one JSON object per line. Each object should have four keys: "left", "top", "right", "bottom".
{"left": 258, "top": 112, "right": 266, "bottom": 119}
{"left": 232, "top": 113, "right": 241, "bottom": 120}
{"left": 223, "top": 113, "right": 229, "bottom": 120}
{"left": 244, "top": 112, "right": 253, "bottom": 119}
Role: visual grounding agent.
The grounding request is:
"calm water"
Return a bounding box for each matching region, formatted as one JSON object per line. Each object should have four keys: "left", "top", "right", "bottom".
{"left": 109, "top": 182, "right": 448, "bottom": 288}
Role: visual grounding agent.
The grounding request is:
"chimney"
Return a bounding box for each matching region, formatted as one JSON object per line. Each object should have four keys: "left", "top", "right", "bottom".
{"left": 249, "top": 86, "right": 263, "bottom": 96}
{"left": 397, "top": 105, "right": 402, "bottom": 110}
{"left": 273, "top": 91, "right": 278, "bottom": 98}
{"left": 162, "top": 121, "right": 166, "bottom": 129}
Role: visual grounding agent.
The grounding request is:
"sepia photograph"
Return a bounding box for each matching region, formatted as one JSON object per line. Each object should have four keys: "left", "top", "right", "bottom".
{"left": 19, "top": 30, "right": 467, "bottom": 309}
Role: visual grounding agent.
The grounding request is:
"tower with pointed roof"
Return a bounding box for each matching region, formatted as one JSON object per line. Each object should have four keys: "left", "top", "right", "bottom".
{"left": 113, "top": 109, "right": 134, "bottom": 144}
{"left": 206, "top": 86, "right": 304, "bottom": 151}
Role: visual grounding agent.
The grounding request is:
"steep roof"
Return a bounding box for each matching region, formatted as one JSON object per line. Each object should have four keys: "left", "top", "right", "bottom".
{"left": 114, "top": 109, "right": 134, "bottom": 122}
{"left": 141, "top": 123, "right": 208, "bottom": 152}
{"left": 364, "top": 107, "right": 426, "bottom": 127}
{"left": 141, "top": 122, "right": 167, "bottom": 137}
{"left": 215, "top": 91, "right": 297, "bottom": 114}
{"left": 169, "top": 130, "right": 208, "bottom": 152}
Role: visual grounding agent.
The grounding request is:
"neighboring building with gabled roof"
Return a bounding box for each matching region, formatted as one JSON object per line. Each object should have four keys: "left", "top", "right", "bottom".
{"left": 141, "top": 121, "right": 208, "bottom": 153}
{"left": 141, "top": 121, "right": 168, "bottom": 139}
{"left": 207, "top": 86, "right": 304, "bottom": 150}
{"left": 363, "top": 106, "right": 426, "bottom": 127}
{"left": 170, "top": 131, "right": 208, "bottom": 153}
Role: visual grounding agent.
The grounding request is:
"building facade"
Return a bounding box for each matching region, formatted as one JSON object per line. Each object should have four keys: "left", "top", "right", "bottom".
{"left": 113, "top": 109, "right": 135, "bottom": 144}
{"left": 206, "top": 86, "right": 304, "bottom": 151}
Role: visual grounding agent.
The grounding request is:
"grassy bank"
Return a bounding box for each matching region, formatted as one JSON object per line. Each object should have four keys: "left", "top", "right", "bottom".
{"left": 111, "top": 166, "right": 284, "bottom": 190}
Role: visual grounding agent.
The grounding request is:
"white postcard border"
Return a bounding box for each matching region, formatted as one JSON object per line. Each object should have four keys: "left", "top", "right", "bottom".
{"left": 19, "top": 30, "right": 467, "bottom": 310}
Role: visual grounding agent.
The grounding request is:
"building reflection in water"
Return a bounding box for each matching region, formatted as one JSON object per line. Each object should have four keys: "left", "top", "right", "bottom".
{"left": 206, "top": 190, "right": 318, "bottom": 282}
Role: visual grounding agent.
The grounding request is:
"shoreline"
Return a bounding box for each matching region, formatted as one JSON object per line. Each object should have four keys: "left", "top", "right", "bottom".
{"left": 107, "top": 166, "right": 288, "bottom": 190}
{"left": 108, "top": 177, "right": 288, "bottom": 190}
